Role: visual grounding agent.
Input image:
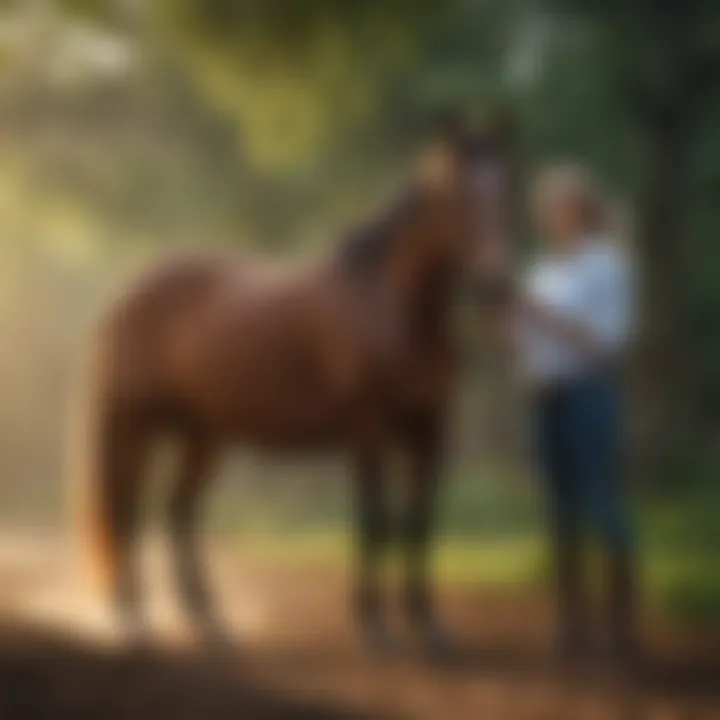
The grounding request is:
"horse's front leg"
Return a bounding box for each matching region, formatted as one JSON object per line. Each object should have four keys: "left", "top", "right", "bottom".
{"left": 402, "top": 415, "right": 450, "bottom": 657}
{"left": 351, "top": 451, "right": 393, "bottom": 655}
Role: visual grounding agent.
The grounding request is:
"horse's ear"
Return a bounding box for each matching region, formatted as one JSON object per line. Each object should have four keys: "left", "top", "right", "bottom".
{"left": 419, "top": 110, "right": 466, "bottom": 190}
{"left": 418, "top": 138, "right": 460, "bottom": 192}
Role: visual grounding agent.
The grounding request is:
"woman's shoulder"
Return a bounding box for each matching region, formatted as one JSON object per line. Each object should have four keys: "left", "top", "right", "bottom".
{"left": 579, "top": 238, "right": 635, "bottom": 297}
{"left": 584, "top": 236, "right": 631, "bottom": 270}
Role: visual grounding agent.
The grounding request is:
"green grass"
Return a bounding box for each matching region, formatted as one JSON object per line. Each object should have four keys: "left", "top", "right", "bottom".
{"left": 639, "top": 486, "right": 720, "bottom": 626}
{"left": 234, "top": 528, "right": 544, "bottom": 587}
{"left": 216, "top": 465, "right": 720, "bottom": 627}
{"left": 227, "top": 515, "right": 718, "bottom": 627}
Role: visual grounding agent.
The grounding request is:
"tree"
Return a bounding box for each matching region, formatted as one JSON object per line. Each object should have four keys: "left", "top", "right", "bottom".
{"left": 550, "top": 0, "right": 720, "bottom": 472}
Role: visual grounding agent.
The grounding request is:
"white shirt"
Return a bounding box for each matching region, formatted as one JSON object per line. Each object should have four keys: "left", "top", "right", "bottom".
{"left": 519, "top": 236, "right": 635, "bottom": 385}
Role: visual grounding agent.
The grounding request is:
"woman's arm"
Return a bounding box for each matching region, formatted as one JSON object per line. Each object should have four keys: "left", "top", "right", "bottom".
{"left": 520, "top": 249, "right": 634, "bottom": 360}
{"left": 518, "top": 297, "right": 608, "bottom": 356}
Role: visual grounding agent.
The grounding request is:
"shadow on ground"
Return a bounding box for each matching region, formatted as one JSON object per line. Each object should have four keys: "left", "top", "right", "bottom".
{"left": 434, "top": 639, "right": 720, "bottom": 701}
{"left": 0, "top": 622, "right": 370, "bottom": 720}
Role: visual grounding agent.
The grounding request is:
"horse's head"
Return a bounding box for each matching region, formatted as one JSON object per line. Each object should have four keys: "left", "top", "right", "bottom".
{"left": 416, "top": 112, "right": 515, "bottom": 301}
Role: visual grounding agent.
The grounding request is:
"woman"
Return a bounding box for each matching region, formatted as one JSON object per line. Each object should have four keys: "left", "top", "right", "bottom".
{"left": 517, "top": 163, "right": 637, "bottom": 663}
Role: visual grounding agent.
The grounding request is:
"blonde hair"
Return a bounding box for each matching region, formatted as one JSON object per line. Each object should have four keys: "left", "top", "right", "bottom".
{"left": 531, "top": 162, "right": 630, "bottom": 242}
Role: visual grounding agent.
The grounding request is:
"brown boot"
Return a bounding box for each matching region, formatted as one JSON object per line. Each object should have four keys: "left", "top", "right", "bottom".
{"left": 606, "top": 547, "right": 640, "bottom": 668}
{"left": 554, "top": 539, "right": 589, "bottom": 663}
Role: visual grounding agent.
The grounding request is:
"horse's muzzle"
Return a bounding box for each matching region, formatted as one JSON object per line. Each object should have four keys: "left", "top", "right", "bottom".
{"left": 471, "top": 273, "right": 516, "bottom": 308}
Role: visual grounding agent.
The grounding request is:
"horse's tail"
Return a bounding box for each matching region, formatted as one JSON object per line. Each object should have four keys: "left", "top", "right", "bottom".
{"left": 67, "top": 336, "right": 122, "bottom": 598}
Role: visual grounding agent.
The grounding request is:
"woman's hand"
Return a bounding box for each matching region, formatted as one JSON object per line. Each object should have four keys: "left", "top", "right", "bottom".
{"left": 519, "top": 295, "right": 607, "bottom": 357}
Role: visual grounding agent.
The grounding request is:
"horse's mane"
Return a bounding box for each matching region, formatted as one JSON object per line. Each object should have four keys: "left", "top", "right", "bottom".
{"left": 337, "top": 186, "right": 419, "bottom": 278}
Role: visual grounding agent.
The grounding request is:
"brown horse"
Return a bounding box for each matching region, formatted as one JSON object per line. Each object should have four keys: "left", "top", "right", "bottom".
{"left": 73, "top": 121, "right": 512, "bottom": 653}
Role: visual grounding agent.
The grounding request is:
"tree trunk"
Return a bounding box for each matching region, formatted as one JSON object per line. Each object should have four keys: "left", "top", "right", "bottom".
{"left": 632, "top": 118, "right": 693, "bottom": 481}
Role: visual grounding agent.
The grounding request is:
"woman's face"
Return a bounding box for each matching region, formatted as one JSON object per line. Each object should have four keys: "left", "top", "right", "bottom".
{"left": 535, "top": 192, "right": 585, "bottom": 252}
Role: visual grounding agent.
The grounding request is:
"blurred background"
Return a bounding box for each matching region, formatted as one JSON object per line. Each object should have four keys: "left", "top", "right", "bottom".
{"left": 0, "top": 1, "right": 718, "bottom": 718}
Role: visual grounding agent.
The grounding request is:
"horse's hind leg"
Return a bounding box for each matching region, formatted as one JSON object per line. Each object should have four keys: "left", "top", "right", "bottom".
{"left": 168, "top": 430, "right": 219, "bottom": 640}
{"left": 102, "top": 411, "right": 151, "bottom": 638}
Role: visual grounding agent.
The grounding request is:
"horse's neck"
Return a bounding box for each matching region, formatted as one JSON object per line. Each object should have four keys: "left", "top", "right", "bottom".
{"left": 384, "top": 250, "right": 458, "bottom": 343}
{"left": 339, "top": 189, "right": 459, "bottom": 342}
{"left": 415, "top": 263, "right": 457, "bottom": 340}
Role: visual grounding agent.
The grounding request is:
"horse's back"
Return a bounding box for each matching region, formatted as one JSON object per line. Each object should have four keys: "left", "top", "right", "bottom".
{"left": 96, "top": 251, "right": 376, "bottom": 444}
{"left": 174, "top": 259, "right": 374, "bottom": 444}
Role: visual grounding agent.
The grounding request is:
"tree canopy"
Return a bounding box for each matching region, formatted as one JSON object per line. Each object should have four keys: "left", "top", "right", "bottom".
{"left": 1, "top": 0, "right": 719, "bottom": 463}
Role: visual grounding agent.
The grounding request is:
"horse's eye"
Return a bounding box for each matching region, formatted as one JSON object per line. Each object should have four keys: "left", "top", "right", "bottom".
{"left": 472, "top": 160, "right": 505, "bottom": 196}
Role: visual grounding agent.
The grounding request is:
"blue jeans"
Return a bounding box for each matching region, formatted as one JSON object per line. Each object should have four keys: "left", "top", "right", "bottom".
{"left": 535, "top": 373, "right": 636, "bottom": 648}
{"left": 535, "top": 373, "right": 632, "bottom": 552}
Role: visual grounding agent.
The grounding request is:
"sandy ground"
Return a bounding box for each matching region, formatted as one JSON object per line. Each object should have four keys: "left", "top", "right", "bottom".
{"left": 0, "top": 535, "right": 718, "bottom": 719}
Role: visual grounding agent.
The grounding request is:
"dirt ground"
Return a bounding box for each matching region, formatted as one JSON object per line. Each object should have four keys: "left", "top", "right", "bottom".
{"left": 0, "top": 537, "right": 718, "bottom": 719}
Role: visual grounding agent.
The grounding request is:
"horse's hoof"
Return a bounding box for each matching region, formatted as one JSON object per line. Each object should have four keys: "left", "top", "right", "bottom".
{"left": 360, "top": 621, "right": 396, "bottom": 659}
{"left": 417, "top": 620, "right": 456, "bottom": 665}
{"left": 120, "top": 619, "right": 152, "bottom": 656}
{"left": 592, "top": 635, "right": 643, "bottom": 679}
{"left": 196, "top": 616, "right": 233, "bottom": 652}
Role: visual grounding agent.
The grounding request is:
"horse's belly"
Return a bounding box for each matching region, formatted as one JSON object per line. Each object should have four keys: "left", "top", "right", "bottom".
{"left": 193, "top": 361, "right": 365, "bottom": 450}
{"left": 170, "top": 278, "right": 391, "bottom": 449}
{"left": 216, "top": 388, "right": 365, "bottom": 451}
{"left": 226, "top": 413, "right": 348, "bottom": 452}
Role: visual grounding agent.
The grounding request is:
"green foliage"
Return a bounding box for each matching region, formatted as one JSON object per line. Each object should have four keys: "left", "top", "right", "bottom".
{"left": 3, "top": 0, "right": 717, "bottom": 630}
{"left": 627, "top": 475, "right": 719, "bottom": 624}
{"left": 154, "top": 0, "right": 446, "bottom": 168}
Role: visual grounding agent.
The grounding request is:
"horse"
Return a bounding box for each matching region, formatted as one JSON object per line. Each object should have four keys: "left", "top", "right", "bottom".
{"left": 72, "top": 120, "right": 513, "bottom": 654}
